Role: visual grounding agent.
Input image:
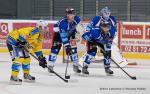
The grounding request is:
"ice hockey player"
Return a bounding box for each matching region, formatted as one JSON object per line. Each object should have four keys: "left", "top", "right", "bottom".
{"left": 98, "top": 7, "right": 129, "bottom": 67}
{"left": 48, "top": 8, "right": 81, "bottom": 74}
{"left": 6, "top": 20, "right": 48, "bottom": 85}
{"left": 81, "top": 14, "right": 116, "bottom": 76}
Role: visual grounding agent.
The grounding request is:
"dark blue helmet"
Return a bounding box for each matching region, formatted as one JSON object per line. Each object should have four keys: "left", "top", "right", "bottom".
{"left": 65, "top": 7, "right": 75, "bottom": 15}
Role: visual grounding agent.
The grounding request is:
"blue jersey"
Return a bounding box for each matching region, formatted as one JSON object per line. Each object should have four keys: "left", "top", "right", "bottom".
{"left": 54, "top": 16, "right": 80, "bottom": 46}
{"left": 86, "top": 16, "right": 116, "bottom": 32}
{"left": 82, "top": 16, "right": 116, "bottom": 51}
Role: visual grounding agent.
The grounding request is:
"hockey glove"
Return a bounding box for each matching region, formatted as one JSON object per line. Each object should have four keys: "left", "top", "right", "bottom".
{"left": 16, "top": 40, "right": 27, "bottom": 48}
{"left": 17, "top": 40, "right": 32, "bottom": 49}
{"left": 38, "top": 55, "right": 47, "bottom": 68}
{"left": 65, "top": 45, "right": 73, "bottom": 55}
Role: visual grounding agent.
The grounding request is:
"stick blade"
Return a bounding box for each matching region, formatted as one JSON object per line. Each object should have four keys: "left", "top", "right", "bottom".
{"left": 65, "top": 75, "right": 70, "bottom": 79}
{"left": 131, "top": 76, "right": 137, "bottom": 80}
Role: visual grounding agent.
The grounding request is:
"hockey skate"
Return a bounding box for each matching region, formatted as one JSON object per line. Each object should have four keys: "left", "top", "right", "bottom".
{"left": 24, "top": 74, "right": 35, "bottom": 82}
{"left": 73, "top": 65, "right": 81, "bottom": 74}
{"left": 105, "top": 67, "right": 114, "bottom": 76}
{"left": 82, "top": 66, "right": 89, "bottom": 76}
{"left": 10, "top": 76, "right": 22, "bottom": 85}
{"left": 48, "top": 65, "right": 54, "bottom": 73}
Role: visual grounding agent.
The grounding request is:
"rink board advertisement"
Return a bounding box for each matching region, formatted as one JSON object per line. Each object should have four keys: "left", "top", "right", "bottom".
{"left": 0, "top": 20, "right": 55, "bottom": 50}
{"left": 120, "top": 22, "right": 150, "bottom": 54}
{"left": 0, "top": 20, "right": 150, "bottom": 59}
{"left": 77, "top": 21, "right": 150, "bottom": 59}
{"left": 0, "top": 23, "right": 9, "bottom": 48}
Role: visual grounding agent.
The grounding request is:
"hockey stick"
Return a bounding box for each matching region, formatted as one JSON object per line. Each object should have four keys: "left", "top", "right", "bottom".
{"left": 64, "top": 55, "right": 70, "bottom": 79}
{"left": 99, "top": 47, "right": 137, "bottom": 80}
{"left": 63, "top": 45, "right": 70, "bottom": 79}
{"left": 110, "top": 58, "right": 136, "bottom": 80}
{"left": 23, "top": 47, "right": 68, "bottom": 83}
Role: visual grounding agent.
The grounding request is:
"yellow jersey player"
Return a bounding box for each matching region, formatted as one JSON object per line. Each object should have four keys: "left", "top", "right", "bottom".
{"left": 6, "top": 20, "right": 48, "bottom": 85}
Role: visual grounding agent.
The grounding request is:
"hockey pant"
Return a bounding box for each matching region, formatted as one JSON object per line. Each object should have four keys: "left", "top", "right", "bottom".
{"left": 83, "top": 42, "right": 110, "bottom": 68}
{"left": 7, "top": 42, "right": 31, "bottom": 77}
{"left": 48, "top": 32, "right": 79, "bottom": 66}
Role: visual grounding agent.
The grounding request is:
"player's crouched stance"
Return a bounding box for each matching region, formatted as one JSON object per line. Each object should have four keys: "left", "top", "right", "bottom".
{"left": 48, "top": 8, "right": 81, "bottom": 74}
{"left": 81, "top": 21, "right": 115, "bottom": 76}
{"left": 6, "top": 20, "right": 48, "bottom": 85}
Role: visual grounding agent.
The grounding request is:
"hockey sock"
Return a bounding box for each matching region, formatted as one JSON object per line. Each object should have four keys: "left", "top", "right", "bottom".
{"left": 22, "top": 58, "right": 31, "bottom": 74}
{"left": 11, "top": 63, "right": 21, "bottom": 77}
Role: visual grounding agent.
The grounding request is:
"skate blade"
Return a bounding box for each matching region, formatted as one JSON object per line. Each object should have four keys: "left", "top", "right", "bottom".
{"left": 24, "top": 79, "right": 35, "bottom": 83}
{"left": 9, "top": 81, "right": 22, "bottom": 85}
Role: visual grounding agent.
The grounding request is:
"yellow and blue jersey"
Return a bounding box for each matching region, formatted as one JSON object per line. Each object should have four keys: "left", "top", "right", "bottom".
{"left": 7, "top": 27, "right": 43, "bottom": 57}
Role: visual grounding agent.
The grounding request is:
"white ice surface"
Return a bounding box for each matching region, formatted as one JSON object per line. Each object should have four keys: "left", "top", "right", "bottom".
{"left": 0, "top": 53, "right": 150, "bottom": 94}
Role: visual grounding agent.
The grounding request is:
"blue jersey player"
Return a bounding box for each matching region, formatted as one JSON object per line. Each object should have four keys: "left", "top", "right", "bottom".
{"left": 86, "top": 6, "right": 116, "bottom": 34}
{"left": 48, "top": 8, "right": 81, "bottom": 74}
{"left": 81, "top": 7, "right": 116, "bottom": 76}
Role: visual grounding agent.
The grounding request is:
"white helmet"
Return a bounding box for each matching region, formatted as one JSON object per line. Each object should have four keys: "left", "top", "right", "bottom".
{"left": 36, "top": 20, "right": 48, "bottom": 29}
{"left": 100, "top": 6, "right": 111, "bottom": 20}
